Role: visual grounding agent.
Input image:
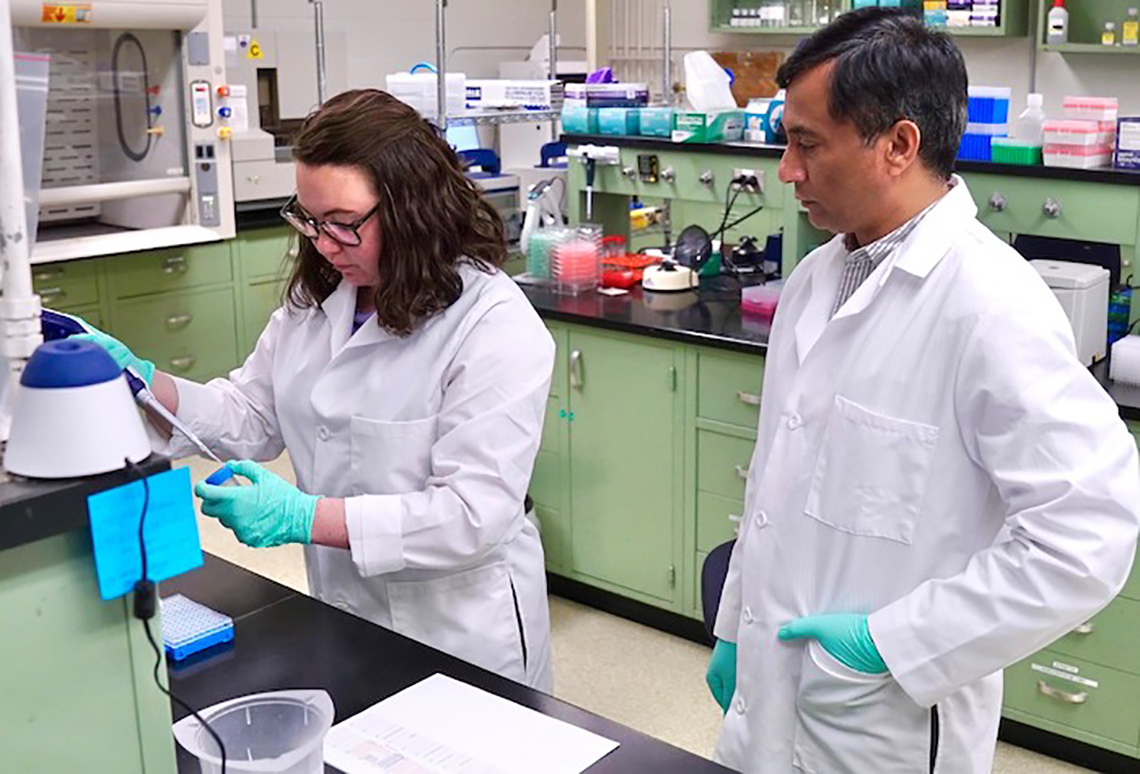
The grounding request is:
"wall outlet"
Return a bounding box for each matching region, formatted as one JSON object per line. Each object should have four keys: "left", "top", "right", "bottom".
{"left": 732, "top": 168, "right": 764, "bottom": 193}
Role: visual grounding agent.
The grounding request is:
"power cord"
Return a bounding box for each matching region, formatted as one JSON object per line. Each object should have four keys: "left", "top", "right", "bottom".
{"left": 126, "top": 458, "right": 227, "bottom": 774}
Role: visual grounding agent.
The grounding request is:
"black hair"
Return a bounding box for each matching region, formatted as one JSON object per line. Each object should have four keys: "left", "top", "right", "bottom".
{"left": 777, "top": 7, "right": 967, "bottom": 179}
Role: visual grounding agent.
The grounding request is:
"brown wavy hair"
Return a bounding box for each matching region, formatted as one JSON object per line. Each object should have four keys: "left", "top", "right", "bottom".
{"left": 285, "top": 89, "right": 507, "bottom": 336}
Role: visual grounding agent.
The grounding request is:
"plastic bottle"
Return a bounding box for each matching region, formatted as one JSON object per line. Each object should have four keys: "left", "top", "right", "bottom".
{"left": 1011, "top": 93, "right": 1046, "bottom": 146}
{"left": 1046, "top": 0, "right": 1069, "bottom": 45}
{"left": 1124, "top": 7, "right": 1139, "bottom": 46}
{"left": 1102, "top": 21, "right": 1117, "bottom": 46}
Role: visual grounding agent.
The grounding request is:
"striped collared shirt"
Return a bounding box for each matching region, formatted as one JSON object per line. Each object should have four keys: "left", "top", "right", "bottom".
{"left": 830, "top": 200, "right": 940, "bottom": 318}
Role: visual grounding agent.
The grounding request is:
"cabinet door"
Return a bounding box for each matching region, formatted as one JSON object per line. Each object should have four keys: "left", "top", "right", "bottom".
{"left": 567, "top": 329, "right": 680, "bottom": 602}
{"left": 243, "top": 279, "right": 286, "bottom": 359}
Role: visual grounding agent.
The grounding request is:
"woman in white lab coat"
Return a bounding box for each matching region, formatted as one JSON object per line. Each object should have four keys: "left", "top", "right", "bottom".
{"left": 77, "top": 89, "right": 556, "bottom": 690}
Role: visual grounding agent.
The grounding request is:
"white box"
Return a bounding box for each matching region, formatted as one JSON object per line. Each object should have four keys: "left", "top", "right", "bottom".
{"left": 1030, "top": 259, "right": 1110, "bottom": 365}
{"left": 465, "top": 79, "right": 563, "bottom": 110}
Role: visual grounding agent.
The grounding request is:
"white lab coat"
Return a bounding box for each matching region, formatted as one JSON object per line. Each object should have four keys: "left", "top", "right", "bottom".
{"left": 154, "top": 263, "right": 555, "bottom": 691}
{"left": 713, "top": 178, "right": 1140, "bottom": 773}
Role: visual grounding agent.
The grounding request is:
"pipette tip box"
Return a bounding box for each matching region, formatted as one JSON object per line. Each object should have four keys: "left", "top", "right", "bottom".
{"left": 161, "top": 594, "right": 234, "bottom": 661}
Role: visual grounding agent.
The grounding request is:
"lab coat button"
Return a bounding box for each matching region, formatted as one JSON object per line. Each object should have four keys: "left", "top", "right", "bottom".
{"left": 755, "top": 510, "right": 769, "bottom": 528}
{"left": 743, "top": 607, "right": 754, "bottom": 624}
{"left": 317, "top": 426, "right": 330, "bottom": 441}
{"left": 735, "top": 696, "right": 747, "bottom": 714}
{"left": 786, "top": 414, "right": 802, "bottom": 430}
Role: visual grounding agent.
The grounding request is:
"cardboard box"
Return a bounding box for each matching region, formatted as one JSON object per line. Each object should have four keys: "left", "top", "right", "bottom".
{"left": 672, "top": 110, "right": 745, "bottom": 144}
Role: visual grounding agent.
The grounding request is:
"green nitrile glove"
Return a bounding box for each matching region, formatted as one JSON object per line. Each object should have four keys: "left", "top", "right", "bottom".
{"left": 70, "top": 329, "right": 156, "bottom": 386}
{"left": 706, "top": 639, "right": 738, "bottom": 714}
{"left": 778, "top": 613, "right": 888, "bottom": 674}
{"left": 194, "top": 460, "right": 318, "bottom": 548}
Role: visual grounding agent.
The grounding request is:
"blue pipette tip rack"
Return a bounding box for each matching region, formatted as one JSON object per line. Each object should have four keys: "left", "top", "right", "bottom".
{"left": 160, "top": 594, "right": 234, "bottom": 661}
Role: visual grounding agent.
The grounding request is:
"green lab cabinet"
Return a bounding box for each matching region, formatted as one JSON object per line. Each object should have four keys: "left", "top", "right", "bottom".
{"left": 107, "top": 242, "right": 233, "bottom": 301}
{"left": 111, "top": 287, "right": 240, "bottom": 383}
{"left": 696, "top": 349, "right": 764, "bottom": 432}
{"left": 31, "top": 257, "right": 100, "bottom": 311}
{"left": 237, "top": 226, "right": 295, "bottom": 282}
{"left": 241, "top": 279, "right": 286, "bottom": 357}
{"left": 0, "top": 533, "right": 177, "bottom": 774}
{"left": 561, "top": 325, "right": 685, "bottom": 606}
{"left": 967, "top": 173, "right": 1140, "bottom": 248}
{"left": 1003, "top": 649, "right": 1140, "bottom": 758}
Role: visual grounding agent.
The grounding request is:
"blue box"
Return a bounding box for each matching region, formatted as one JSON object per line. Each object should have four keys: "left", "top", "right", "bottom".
{"left": 967, "top": 87, "right": 1011, "bottom": 124}
{"left": 598, "top": 107, "right": 641, "bottom": 136}
{"left": 957, "top": 133, "right": 994, "bottom": 161}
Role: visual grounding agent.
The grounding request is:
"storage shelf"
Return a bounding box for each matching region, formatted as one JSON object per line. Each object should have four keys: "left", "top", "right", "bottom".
{"left": 713, "top": 23, "right": 1012, "bottom": 36}
{"left": 447, "top": 109, "right": 561, "bottom": 126}
{"left": 708, "top": 0, "right": 1027, "bottom": 37}
{"left": 1042, "top": 43, "right": 1140, "bottom": 54}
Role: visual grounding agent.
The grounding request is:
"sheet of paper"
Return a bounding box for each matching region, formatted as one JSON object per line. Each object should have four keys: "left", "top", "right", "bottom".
{"left": 87, "top": 467, "right": 203, "bottom": 600}
{"left": 325, "top": 674, "right": 619, "bottom": 774}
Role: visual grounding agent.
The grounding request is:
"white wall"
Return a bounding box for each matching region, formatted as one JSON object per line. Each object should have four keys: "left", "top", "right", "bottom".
{"left": 222, "top": 0, "right": 1136, "bottom": 122}
{"left": 223, "top": 0, "right": 586, "bottom": 118}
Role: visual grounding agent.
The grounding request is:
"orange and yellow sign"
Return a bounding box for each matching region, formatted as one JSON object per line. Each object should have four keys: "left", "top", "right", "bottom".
{"left": 41, "top": 3, "right": 93, "bottom": 24}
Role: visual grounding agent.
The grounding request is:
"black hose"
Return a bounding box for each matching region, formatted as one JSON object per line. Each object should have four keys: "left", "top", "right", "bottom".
{"left": 112, "top": 32, "right": 153, "bottom": 162}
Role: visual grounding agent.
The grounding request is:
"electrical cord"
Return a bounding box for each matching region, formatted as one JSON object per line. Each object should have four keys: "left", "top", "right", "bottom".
{"left": 714, "top": 177, "right": 767, "bottom": 278}
{"left": 112, "top": 32, "right": 153, "bottom": 163}
{"left": 126, "top": 458, "right": 227, "bottom": 774}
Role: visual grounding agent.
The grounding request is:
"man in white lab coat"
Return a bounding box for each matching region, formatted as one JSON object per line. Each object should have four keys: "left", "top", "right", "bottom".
{"left": 704, "top": 8, "right": 1140, "bottom": 773}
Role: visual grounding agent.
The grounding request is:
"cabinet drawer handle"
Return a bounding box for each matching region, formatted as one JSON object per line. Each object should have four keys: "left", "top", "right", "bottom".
{"left": 162, "top": 255, "right": 188, "bottom": 275}
{"left": 39, "top": 287, "right": 66, "bottom": 304}
{"left": 570, "top": 349, "right": 583, "bottom": 390}
{"left": 736, "top": 390, "right": 761, "bottom": 407}
{"left": 1037, "top": 679, "right": 1087, "bottom": 705}
{"left": 169, "top": 355, "right": 197, "bottom": 373}
{"left": 33, "top": 267, "right": 64, "bottom": 282}
{"left": 734, "top": 464, "right": 750, "bottom": 480}
{"left": 165, "top": 313, "right": 193, "bottom": 331}
{"left": 1071, "top": 622, "right": 1095, "bottom": 635}
{"left": 729, "top": 513, "right": 742, "bottom": 536}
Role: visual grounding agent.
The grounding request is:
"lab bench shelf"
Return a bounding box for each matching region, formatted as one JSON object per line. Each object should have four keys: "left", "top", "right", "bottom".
{"left": 448, "top": 109, "right": 562, "bottom": 126}
{"left": 1037, "top": 0, "right": 1140, "bottom": 53}
{"left": 708, "top": 0, "right": 1029, "bottom": 37}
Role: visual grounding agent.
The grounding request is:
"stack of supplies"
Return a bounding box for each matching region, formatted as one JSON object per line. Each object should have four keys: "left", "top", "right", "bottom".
{"left": 958, "top": 86, "right": 1011, "bottom": 161}
{"left": 1043, "top": 96, "right": 1118, "bottom": 169}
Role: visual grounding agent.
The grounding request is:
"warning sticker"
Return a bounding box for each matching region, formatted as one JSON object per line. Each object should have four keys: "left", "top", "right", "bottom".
{"left": 1031, "top": 663, "right": 1099, "bottom": 688}
{"left": 246, "top": 38, "right": 264, "bottom": 60}
{"left": 41, "top": 3, "right": 92, "bottom": 23}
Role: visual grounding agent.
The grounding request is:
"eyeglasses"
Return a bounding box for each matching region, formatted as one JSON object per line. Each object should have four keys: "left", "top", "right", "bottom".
{"left": 280, "top": 194, "right": 381, "bottom": 247}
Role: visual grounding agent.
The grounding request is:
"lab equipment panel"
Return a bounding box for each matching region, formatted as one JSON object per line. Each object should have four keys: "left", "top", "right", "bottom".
{"left": 969, "top": 174, "right": 1140, "bottom": 247}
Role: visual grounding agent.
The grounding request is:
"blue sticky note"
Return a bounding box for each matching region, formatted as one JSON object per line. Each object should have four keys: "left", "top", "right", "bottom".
{"left": 87, "top": 467, "right": 203, "bottom": 600}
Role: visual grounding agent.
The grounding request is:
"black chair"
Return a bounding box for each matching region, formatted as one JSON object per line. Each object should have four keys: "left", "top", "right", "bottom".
{"left": 700, "top": 539, "right": 736, "bottom": 641}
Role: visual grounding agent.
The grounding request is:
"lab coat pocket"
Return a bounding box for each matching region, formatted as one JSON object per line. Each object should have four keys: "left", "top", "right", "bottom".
{"left": 387, "top": 561, "right": 526, "bottom": 683}
{"left": 349, "top": 414, "right": 438, "bottom": 496}
{"left": 805, "top": 395, "right": 938, "bottom": 544}
{"left": 793, "top": 640, "right": 930, "bottom": 774}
